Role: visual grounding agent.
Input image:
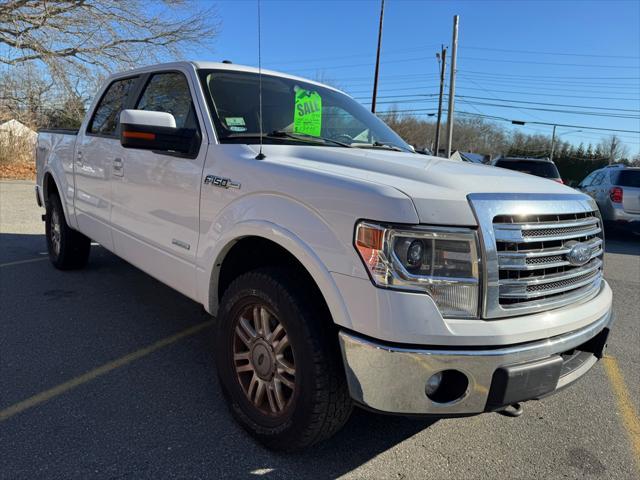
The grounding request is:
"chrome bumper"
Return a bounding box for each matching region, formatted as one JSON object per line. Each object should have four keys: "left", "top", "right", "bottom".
{"left": 339, "top": 308, "right": 613, "bottom": 415}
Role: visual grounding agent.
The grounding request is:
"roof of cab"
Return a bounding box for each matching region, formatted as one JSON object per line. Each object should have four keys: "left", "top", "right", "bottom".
{"left": 110, "top": 60, "right": 343, "bottom": 94}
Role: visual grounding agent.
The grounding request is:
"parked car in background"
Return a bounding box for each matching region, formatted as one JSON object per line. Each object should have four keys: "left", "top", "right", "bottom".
{"left": 577, "top": 165, "right": 640, "bottom": 234}
{"left": 491, "top": 157, "right": 563, "bottom": 183}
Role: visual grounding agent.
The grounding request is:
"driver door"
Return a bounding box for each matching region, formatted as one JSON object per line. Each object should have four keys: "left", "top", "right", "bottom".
{"left": 111, "top": 69, "right": 208, "bottom": 299}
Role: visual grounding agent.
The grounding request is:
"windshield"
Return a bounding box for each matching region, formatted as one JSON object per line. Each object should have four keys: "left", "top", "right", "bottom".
{"left": 198, "top": 69, "right": 412, "bottom": 152}
{"left": 495, "top": 159, "right": 560, "bottom": 179}
{"left": 615, "top": 170, "right": 640, "bottom": 188}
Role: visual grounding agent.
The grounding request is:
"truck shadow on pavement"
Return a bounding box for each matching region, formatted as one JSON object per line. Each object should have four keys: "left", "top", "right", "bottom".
{"left": 604, "top": 235, "right": 640, "bottom": 256}
{"left": 0, "top": 232, "right": 436, "bottom": 479}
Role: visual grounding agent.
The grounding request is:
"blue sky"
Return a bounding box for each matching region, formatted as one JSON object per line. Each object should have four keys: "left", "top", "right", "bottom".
{"left": 195, "top": 0, "right": 640, "bottom": 156}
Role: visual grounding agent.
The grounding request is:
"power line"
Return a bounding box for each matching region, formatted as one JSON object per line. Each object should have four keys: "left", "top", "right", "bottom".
{"left": 265, "top": 44, "right": 640, "bottom": 67}
{"left": 458, "top": 56, "right": 640, "bottom": 69}
{"left": 355, "top": 93, "right": 640, "bottom": 112}
{"left": 457, "top": 69, "right": 640, "bottom": 81}
{"left": 369, "top": 97, "right": 640, "bottom": 119}
{"left": 338, "top": 73, "right": 639, "bottom": 91}
{"left": 378, "top": 108, "right": 640, "bottom": 134}
{"left": 277, "top": 53, "right": 640, "bottom": 75}
{"left": 457, "top": 74, "right": 640, "bottom": 89}
{"left": 457, "top": 95, "right": 640, "bottom": 112}
{"left": 345, "top": 84, "right": 640, "bottom": 102}
{"left": 262, "top": 44, "right": 441, "bottom": 66}
{"left": 459, "top": 45, "right": 640, "bottom": 60}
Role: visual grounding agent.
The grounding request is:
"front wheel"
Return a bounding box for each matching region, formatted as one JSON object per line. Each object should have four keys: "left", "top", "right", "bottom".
{"left": 45, "top": 193, "right": 91, "bottom": 270}
{"left": 215, "top": 268, "right": 352, "bottom": 451}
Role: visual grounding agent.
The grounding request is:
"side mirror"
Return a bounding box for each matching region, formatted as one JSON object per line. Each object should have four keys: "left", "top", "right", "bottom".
{"left": 119, "top": 109, "right": 199, "bottom": 156}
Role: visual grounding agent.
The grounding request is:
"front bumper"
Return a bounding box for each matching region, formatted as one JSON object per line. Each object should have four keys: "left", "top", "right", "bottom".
{"left": 339, "top": 307, "right": 612, "bottom": 415}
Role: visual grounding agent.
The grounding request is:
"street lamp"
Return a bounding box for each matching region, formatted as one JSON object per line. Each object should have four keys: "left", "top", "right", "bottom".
{"left": 550, "top": 127, "right": 582, "bottom": 161}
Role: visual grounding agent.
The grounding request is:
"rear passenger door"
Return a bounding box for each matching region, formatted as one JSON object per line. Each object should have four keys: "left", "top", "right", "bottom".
{"left": 111, "top": 69, "right": 208, "bottom": 300}
{"left": 75, "top": 76, "right": 139, "bottom": 250}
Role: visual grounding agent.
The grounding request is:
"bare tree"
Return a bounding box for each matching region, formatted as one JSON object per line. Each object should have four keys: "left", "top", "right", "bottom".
{"left": 0, "top": 63, "right": 53, "bottom": 127}
{"left": 0, "top": 0, "right": 219, "bottom": 85}
{"left": 598, "top": 135, "right": 630, "bottom": 164}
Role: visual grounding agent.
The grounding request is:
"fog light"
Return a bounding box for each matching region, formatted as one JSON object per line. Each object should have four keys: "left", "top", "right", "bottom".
{"left": 425, "top": 369, "right": 469, "bottom": 403}
{"left": 425, "top": 371, "right": 443, "bottom": 396}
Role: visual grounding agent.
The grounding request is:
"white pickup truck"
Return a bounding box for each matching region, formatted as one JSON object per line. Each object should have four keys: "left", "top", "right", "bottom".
{"left": 36, "top": 61, "right": 613, "bottom": 451}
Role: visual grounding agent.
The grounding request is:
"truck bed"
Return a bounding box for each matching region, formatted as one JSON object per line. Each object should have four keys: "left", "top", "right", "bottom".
{"left": 36, "top": 129, "right": 79, "bottom": 202}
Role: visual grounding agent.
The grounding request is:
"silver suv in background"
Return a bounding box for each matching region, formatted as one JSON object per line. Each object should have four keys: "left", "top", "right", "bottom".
{"left": 491, "top": 157, "right": 563, "bottom": 184}
{"left": 578, "top": 165, "right": 640, "bottom": 234}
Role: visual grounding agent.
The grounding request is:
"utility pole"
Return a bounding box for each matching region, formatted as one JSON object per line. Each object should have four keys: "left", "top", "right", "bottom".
{"left": 434, "top": 45, "right": 447, "bottom": 157}
{"left": 371, "top": 0, "right": 385, "bottom": 114}
{"left": 549, "top": 124, "right": 557, "bottom": 161}
{"left": 445, "top": 15, "right": 459, "bottom": 158}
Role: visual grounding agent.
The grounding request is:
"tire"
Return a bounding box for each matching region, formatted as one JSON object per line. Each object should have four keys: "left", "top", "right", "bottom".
{"left": 215, "top": 267, "right": 353, "bottom": 451}
{"left": 45, "top": 193, "right": 91, "bottom": 270}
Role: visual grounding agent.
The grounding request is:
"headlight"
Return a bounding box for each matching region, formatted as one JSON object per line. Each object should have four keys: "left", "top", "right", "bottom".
{"left": 354, "top": 221, "right": 481, "bottom": 318}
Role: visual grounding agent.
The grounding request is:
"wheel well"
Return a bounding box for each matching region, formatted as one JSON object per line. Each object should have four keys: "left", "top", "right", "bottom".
{"left": 43, "top": 173, "right": 59, "bottom": 201}
{"left": 216, "top": 236, "right": 329, "bottom": 314}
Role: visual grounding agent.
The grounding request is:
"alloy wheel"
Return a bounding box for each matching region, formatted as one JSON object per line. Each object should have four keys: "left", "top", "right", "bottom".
{"left": 233, "top": 304, "right": 296, "bottom": 416}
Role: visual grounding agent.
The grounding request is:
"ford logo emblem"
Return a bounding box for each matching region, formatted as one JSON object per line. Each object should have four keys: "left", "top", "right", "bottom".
{"left": 566, "top": 242, "right": 592, "bottom": 266}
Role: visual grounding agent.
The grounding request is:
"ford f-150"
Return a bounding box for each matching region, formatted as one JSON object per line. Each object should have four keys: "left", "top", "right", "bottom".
{"left": 36, "top": 61, "right": 613, "bottom": 451}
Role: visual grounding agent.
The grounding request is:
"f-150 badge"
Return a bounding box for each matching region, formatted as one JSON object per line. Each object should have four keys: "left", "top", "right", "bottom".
{"left": 204, "top": 175, "right": 241, "bottom": 189}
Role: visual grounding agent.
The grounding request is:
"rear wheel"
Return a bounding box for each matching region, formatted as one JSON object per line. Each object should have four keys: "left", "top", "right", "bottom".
{"left": 46, "top": 193, "right": 91, "bottom": 270}
{"left": 215, "top": 268, "right": 352, "bottom": 451}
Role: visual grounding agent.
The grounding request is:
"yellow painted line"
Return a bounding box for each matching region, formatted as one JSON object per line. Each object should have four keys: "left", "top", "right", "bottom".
{"left": 603, "top": 355, "right": 640, "bottom": 471}
{"left": 0, "top": 320, "right": 214, "bottom": 422}
{"left": 0, "top": 257, "right": 48, "bottom": 268}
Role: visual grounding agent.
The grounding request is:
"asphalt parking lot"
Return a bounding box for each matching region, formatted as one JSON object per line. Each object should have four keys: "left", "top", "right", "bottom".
{"left": 1, "top": 179, "right": 639, "bottom": 479}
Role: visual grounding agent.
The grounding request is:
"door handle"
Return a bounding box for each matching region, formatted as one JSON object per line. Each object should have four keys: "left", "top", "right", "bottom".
{"left": 75, "top": 150, "right": 83, "bottom": 167}
{"left": 112, "top": 157, "right": 124, "bottom": 177}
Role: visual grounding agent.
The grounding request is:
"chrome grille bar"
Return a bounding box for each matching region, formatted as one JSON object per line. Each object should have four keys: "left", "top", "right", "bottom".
{"left": 498, "top": 238, "right": 603, "bottom": 270}
{"left": 499, "top": 259, "right": 602, "bottom": 298}
{"left": 494, "top": 221, "right": 601, "bottom": 243}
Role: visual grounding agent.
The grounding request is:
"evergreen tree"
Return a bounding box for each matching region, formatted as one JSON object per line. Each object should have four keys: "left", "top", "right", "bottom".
{"left": 585, "top": 143, "right": 594, "bottom": 159}
{"left": 594, "top": 143, "right": 605, "bottom": 160}
{"left": 575, "top": 142, "right": 585, "bottom": 159}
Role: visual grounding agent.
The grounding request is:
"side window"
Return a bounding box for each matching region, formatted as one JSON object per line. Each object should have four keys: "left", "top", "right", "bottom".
{"left": 591, "top": 172, "right": 604, "bottom": 186}
{"left": 580, "top": 172, "right": 596, "bottom": 187}
{"left": 609, "top": 171, "right": 619, "bottom": 185}
{"left": 136, "top": 72, "right": 197, "bottom": 130}
{"left": 89, "top": 77, "right": 138, "bottom": 136}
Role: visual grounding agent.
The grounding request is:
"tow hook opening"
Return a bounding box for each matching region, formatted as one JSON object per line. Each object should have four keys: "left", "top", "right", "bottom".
{"left": 425, "top": 369, "right": 469, "bottom": 404}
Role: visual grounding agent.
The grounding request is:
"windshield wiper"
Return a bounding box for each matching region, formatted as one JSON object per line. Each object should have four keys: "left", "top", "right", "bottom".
{"left": 224, "top": 131, "right": 352, "bottom": 148}
{"left": 351, "top": 141, "right": 408, "bottom": 152}
{"left": 269, "top": 130, "right": 352, "bottom": 148}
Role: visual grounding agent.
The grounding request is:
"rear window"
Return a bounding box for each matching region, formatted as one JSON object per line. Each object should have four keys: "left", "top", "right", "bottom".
{"left": 495, "top": 160, "right": 560, "bottom": 179}
{"left": 89, "top": 77, "right": 138, "bottom": 136}
{"left": 615, "top": 170, "right": 640, "bottom": 188}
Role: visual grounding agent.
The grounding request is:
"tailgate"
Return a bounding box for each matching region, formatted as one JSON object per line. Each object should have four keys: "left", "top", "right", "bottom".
{"left": 622, "top": 186, "right": 640, "bottom": 213}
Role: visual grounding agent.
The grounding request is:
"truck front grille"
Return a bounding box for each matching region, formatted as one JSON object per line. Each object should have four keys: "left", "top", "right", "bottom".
{"left": 468, "top": 193, "right": 604, "bottom": 319}
{"left": 493, "top": 211, "right": 603, "bottom": 310}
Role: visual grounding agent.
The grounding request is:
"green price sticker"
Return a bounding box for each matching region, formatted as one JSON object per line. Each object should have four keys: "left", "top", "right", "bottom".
{"left": 294, "top": 89, "right": 322, "bottom": 137}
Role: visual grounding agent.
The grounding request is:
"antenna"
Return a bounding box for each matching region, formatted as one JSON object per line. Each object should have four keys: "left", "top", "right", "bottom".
{"left": 255, "top": 0, "right": 266, "bottom": 160}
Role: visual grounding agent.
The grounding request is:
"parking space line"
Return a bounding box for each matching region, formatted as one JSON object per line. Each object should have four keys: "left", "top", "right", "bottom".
{"left": 0, "top": 257, "right": 48, "bottom": 268}
{"left": 603, "top": 355, "right": 640, "bottom": 470}
{"left": 0, "top": 320, "right": 214, "bottom": 422}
